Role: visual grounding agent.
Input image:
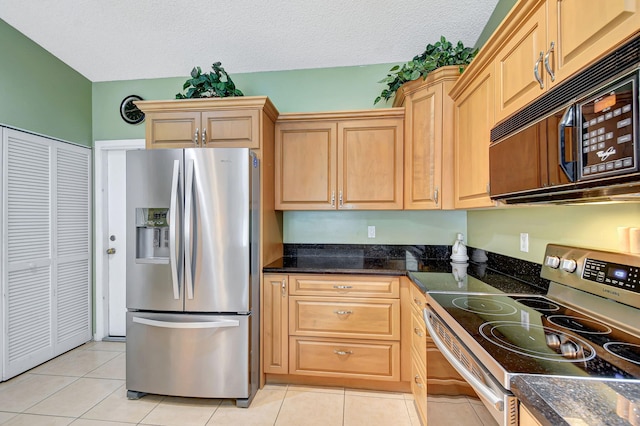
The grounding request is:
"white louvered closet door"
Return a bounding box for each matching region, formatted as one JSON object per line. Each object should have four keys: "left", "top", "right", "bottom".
{"left": 1, "top": 128, "right": 91, "bottom": 381}
{"left": 54, "top": 143, "right": 91, "bottom": 354}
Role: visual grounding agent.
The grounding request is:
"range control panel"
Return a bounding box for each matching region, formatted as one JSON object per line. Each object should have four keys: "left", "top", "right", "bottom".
{"left": 541, "top": 244, "right": 640, "bottom": 309}
{"left": 582, "top": 258, "right": 639, "bottom": 293}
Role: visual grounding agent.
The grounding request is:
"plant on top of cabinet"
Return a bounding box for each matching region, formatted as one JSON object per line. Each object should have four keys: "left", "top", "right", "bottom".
{"left": 176, "top": 62, "right": 244, "bottom": 99}
{"left": 374, "top": 36, "right": 477, "bottom": 105}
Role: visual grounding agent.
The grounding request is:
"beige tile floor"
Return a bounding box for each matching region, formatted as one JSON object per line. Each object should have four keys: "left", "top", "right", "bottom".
{"left": 0, "top": 341, "right": 495, "bottom": 425}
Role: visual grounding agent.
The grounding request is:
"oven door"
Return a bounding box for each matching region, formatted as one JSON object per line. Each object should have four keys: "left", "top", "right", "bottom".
{"left": 424, "top": 307, "right": 518, "bottom": 426}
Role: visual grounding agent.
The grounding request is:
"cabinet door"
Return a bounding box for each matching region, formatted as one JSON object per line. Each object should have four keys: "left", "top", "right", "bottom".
{"left": 411, "top": 355, "right": 427, "bottom": 425}
{"left": 404, "top": 83, "right": 443, "bottom": 209}
{"left": 145, "top": 111, "right": 201, "bottom": 149}
{"left": 275, "top": 121, "right": 336, "bottom": 210}
{"left": 338, "top": 118, "right": 403, "bottom": 210}
{"left": 201, "top": 109, "right": 259, "bottom": 148}
{"left": 495, "top": 3, "right": 548, "bottom": 122}
{"left": 263, "top": 275, "right": 289, "bottom": 374}
{"left": 548, "top": 0, "right": 640, "bottom": 88}
{"left": 454, "top": 66, "right": 496, "bottom": 209}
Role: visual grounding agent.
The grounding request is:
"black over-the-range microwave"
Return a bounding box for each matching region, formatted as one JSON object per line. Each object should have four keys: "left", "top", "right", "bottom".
{"left": 489, "top": 36, "right": 640, "bottom": 204}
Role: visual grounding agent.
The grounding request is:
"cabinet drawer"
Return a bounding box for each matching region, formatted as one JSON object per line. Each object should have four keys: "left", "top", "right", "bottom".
{"left": 411, "top": 354, "right": 427, "bottom": 424}
{"left": 409, "top": 282, "right": 426, "bottom": 314}
{"left": 289, "top": 337, "right": 400, "bottom": 381}
{"left": 410, "top": 310, "right": 426, "bottom": 366}
{"left": 289, "top": 275, "right": 399, "bottom": 298}
{"left": 289, "top": 297, "right": 400, "bottom": 340}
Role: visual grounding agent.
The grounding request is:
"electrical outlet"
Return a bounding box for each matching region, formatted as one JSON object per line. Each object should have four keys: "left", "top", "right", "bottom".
{"left": 520, "top": 233, "right": 529, "bottom": 252}
{"left": 367, "top": 226, "right": 376, "bottom": 238}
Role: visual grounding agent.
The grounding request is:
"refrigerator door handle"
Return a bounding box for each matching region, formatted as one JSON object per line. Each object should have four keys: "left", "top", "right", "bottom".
{"left": 184, "top": 159, "right": 195, "bottom": 300}
{"left": 169, "top": 159, "right": 181, "bottom": 300}
{"left": 132, "top": 316, "right": 239, "bottom": 329}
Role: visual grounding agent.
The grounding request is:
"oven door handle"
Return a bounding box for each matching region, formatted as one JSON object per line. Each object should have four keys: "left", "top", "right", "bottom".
{"left": 423, "top": 307, "right": 504, "bottom": 411}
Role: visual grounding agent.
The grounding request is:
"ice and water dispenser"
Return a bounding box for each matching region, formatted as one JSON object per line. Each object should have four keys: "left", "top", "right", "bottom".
{"left": 135, "top": 208, "right": 170, "bottom": 263}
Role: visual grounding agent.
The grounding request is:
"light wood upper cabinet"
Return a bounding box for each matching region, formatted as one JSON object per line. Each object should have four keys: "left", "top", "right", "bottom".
{"left": 452, "top": 65, "right": 496, "bottom": 209}
{"left": 275, "top": 109, "right": 404, "bottom": 210}
{"left": 135, "top": 98, "right": 266, "bottom": 149}
{"left": 494, "top": 0, "right": 640, "bottom": 123}
{"left": 394, "top": 66, "right": 459, "bottom": 210}
{"left": 338, "top": 118, "right": 403, "bottom": 210}
{"left": 494, "top": 2, "right": 548, "bottom": 122}
{"left": 547, "top": 0, "right": 640, "bottom": 89}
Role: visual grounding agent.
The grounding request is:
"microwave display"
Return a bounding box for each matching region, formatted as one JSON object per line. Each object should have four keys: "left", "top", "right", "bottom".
{"left": 579, "top": 77, "right": 637, "bottom": 180}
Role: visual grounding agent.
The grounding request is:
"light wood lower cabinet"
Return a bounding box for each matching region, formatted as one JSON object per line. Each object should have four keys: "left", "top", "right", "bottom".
{"left": 263, "top": 274, "right": 289, "bottom": 374}
{"left": 409, "top": 282, "right": 428, "bottom": 425}
{"left": 519, "top": 403, "right": 542, "bottom": 426}
{"left": 263, "top": 273, "right": 403, "bottom": 385}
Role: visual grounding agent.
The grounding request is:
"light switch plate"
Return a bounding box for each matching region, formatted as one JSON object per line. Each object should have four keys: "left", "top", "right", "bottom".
{"left": 520, "top": 233, "right": 529, "bottom": 252}
{"left": 367, "top": 226, "right": 376, "bottom": 238}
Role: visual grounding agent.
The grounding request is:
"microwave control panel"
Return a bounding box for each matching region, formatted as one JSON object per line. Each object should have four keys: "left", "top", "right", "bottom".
{"left": 578, "top": 75, "right": 637, "bottom": 180}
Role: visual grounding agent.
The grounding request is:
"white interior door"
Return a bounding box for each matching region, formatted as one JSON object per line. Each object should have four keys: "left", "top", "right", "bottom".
{"left": 107, "top": 149, "right": 128, "bottom": 337}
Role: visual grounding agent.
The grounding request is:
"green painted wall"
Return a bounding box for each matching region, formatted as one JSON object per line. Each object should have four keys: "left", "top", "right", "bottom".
{"left": 0, "top": 19, "right": 92, "bottom": 146}
{"left": 284, "top": 210, "right": 467, "bottom": 244}
{"left": 468, "top": 203, "right": 640, "bottom": 263}
{"left": 92, "top": 64, "right": 397, "bottom": 141}
{"left": 474, "top": 0, "right": 518, "bottom": 48}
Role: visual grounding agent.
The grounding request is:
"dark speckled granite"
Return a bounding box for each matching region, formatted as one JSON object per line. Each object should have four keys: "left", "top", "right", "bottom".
{"left": 512, "top": 376, "right": 640, "bottom": 426}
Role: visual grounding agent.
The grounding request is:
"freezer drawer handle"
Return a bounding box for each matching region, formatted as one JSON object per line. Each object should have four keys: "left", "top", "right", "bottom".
{"left": 132, "top": 317, "right": 240, "bottom": 329}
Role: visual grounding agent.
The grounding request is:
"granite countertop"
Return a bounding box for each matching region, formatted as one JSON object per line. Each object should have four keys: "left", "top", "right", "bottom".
{"left": 511, "top": 375, "right": 640, "bottom": 426}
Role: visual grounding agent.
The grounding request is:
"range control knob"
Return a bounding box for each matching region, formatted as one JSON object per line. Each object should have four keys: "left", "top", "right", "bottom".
{"left": 560, "top": 258, "right": 577, "bottom": 273}
{"left": 544, "top": 255, "right": 560, "bottom": 269}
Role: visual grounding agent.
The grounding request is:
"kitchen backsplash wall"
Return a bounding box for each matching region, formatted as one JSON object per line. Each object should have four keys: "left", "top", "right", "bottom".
{"left": 468, "top": 203, "right": 640, "bottom": 263}
{"left": 283, "top": 210, "right": 467, "bottom": 245}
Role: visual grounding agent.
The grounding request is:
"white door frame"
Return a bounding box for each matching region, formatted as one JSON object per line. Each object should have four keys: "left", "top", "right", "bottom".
{"left": 94, "top": 139, "right": 144, "bottom": 341}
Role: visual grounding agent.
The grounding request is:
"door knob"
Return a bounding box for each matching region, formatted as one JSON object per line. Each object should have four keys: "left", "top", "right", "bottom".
{"left": 106, "top": 248, "right": 116, "bottom": 255}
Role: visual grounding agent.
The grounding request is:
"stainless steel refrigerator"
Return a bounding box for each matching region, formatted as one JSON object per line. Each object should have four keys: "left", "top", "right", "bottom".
{"left": 125, "top": 148, "right": 259, "bottom": 408}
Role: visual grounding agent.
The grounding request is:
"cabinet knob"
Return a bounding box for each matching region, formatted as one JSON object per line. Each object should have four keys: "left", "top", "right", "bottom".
{"left": 334, "top": 350, "right": 353, "bottom": 356}
{"left": 414, "top": 327, "right": 424, "bottom": 337}
{"left": 281, "top": 279, "right": 286, "bottom": 297}
{"left": 202, "top": 128, "right": 207, "bottom": 146}
{"left": 331, "top": 190, "right": 335, "bottom": 207}
{"left": 434, "top": 187, "right": 439, "bottom": 205}
{"left": 333, "top": 285, "right": 352, "bottom": 290}
{"left": 194, "top": 128, "right": 200, "bottom": 146}
{"left": 339, "top": 190, "right": 344, "bottom": 208}
{"left": 414, "top": 375, "right": 423, "bottom": 387}
{"left": 333, "top": 310, "right": 353, "bottom": 316}
{"left": 413, "top": 297, "right": 423, "bottom": 307}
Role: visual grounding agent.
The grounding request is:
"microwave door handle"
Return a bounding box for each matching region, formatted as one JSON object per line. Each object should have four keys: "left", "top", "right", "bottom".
{"left": 184, "top": 159, "right": 195, "bottom": 300}
{"left": 168, "top": 160, "right": 181, "bottom": 300}
{"left": 558, "top": 105, "right": 576, "bottom": 181}
{"left": 423, "top": 308, "right": 504, "bottom": 411}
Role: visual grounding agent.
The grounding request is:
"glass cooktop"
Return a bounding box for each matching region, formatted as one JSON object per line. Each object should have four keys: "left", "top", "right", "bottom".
{"left": 426, "top": 292, "right": 640, "bottom": 381}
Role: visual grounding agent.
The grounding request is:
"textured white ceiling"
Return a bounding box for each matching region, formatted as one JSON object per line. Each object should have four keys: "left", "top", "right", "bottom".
{"left": 0, "top": 0, "right": 499, "bottom": 82}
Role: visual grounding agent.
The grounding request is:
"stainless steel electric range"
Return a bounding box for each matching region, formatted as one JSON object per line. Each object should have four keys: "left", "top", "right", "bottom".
{"left": 423, "top": 244, "right": 640, "bottom": 426}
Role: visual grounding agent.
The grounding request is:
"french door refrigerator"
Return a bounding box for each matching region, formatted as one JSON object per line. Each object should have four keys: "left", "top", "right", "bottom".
{"left": 125, "top": 148, "right": 259, "bottom": 408}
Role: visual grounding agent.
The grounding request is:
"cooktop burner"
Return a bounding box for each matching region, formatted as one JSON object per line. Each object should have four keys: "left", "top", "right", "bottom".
{"left": 514, "top": 297, "right": 560, "bottom": 312}
{"left": 479, "top": 321, "right": 596, "bottom": 363}
{"left": 546, "top": 315, "right": 612, "bottom": 335}
{"left": 452, "top": 296, "right": 518, "bottom": 316}
{"left": 604, "top": 342, "right": 640, "bottom": 365}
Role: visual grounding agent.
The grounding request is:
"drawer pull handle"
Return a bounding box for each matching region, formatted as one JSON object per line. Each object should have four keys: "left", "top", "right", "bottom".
{"left": 334, "top": 310, "right": 353, "bottom": 315}
{"left": 334, "top": 350, "right": 353, "bottom": 356}
{"left": 414, "top": 375, "right": 423, "bottom": 388}
{"left": 414, "top": 327, "right": 424, "bottom": 337}
{"left": 413, "top": 298, "right": 423, "bottom": 307}
{"left": 333, "top": 285, "right": 353, "bottom": 289}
